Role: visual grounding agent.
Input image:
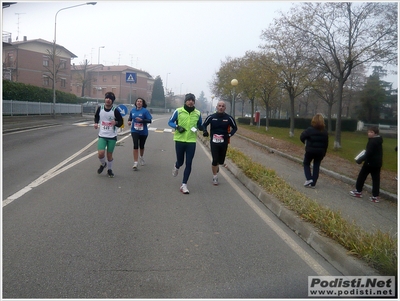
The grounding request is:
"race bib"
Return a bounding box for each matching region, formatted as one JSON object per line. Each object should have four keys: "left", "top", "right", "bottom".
{"left": 134, "top": 123, "right": 143, "bottom": 131}
{"left": 212, "top": 134, "right": 224, "bottom": 143}
{"left": 101, "top": 120, "right": 113, "bottom": 130}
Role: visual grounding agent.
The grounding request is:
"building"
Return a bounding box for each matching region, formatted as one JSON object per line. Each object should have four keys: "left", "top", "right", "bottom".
{"left": 2, "top": 37, "right": 76, "bottom": 93}
{"left": 70, "top": 64, "right": 154, "bottom": 104}
{"left": 2, "top": 36, "right": 155, "bottom": 103}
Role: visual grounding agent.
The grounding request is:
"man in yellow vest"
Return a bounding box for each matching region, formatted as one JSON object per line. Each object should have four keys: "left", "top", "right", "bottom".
{"left": 168, "top": 93, "right": 203, "bottom": 194}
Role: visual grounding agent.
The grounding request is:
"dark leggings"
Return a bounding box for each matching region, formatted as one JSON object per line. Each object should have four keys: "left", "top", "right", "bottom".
{"left": 131, "top": 132, "right": 148, "bottom": 150}
{"left": 303, "top": 152, "right": 324, "bottom": 186}
{"left": 175, "top": 141, "right": 196, "bottom": 184}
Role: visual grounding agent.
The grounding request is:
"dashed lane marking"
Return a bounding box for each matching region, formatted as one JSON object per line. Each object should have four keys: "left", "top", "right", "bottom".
{"left": 73, "top": 122, "right": 174, "bottom": 133}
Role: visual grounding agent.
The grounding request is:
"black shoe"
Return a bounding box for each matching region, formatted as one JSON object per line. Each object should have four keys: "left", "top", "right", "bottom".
{"left": 97, "top": 162, "right": 107, "bottom": 174}
{"left": 107, "top": 169, "right": 114, "bottom": 178}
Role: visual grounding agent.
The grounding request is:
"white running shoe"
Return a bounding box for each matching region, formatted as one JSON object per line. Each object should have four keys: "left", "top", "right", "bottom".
{"left": 139, "top": 156, "right": 145, "bottom": 166}
{"left": 132, "top": 162, "right": 138, "bottom": 171}
{"left": 172, "top": 166, "right": 179, "bottom": 177}
{"left": 180, "top": 184, "right": 189, "bottom": 194}
{"left": 213, "top": 176, "right": 219, "bottom": 186}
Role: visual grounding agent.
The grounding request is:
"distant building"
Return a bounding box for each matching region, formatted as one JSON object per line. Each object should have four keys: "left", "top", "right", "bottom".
{"left": 2, "top": 37, "right": 76, "bottom": 93}
{"left": 70, "top": 64, "right": 154, "bottom": 104}
{"left": 2, "top": 36, "right": 155, "bottom": 103}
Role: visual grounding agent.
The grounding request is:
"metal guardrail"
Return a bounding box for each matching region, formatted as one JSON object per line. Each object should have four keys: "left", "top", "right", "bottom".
{"left": 3, "top": 100, "right": 82, "bottom": 116}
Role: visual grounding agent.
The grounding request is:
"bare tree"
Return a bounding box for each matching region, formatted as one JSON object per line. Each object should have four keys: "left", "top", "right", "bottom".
{"left": 283, "top": 2, "right": 398, "bottom": 148}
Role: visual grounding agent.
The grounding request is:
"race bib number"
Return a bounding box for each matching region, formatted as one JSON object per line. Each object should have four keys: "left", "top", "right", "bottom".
{"left": 134, "top": 123, "right": 143, "bottom": 131}
{"left": 212, "top": 134, "right": 224, "bottom": 143}
{"left": 101, "top": 121, "right": 113, "bottom": 130}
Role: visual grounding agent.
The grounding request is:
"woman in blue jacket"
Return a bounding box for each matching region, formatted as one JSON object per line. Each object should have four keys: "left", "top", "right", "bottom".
{"left": 128, "top": 97, "right": 152, "bottom": 170}
{"left": 300, "top": 113, "right": 329, "bottom": 188}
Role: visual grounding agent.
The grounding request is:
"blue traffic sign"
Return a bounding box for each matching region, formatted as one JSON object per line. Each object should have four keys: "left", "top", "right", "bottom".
{"left": 117, "top": 104, "right": 128, "bottom": 116}
{"left": 126, "top": 72, "right": 137, "bottom": 83}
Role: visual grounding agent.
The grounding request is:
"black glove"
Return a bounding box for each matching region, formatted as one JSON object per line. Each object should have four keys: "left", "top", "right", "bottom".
{"left": 203, "top": 130, "right": 209, "bottom": 137}
{"left": 176, "top": 125, "right": 186, "bottom": 133}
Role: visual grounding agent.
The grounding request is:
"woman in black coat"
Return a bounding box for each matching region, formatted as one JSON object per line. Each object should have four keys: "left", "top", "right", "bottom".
{"left": 300, "top": 113, "right": 329, "bottom": 188}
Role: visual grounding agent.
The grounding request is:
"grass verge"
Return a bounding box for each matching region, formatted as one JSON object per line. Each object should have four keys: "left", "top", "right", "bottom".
{"left": 226, "top": 146, "right": 397, "bottom": 275}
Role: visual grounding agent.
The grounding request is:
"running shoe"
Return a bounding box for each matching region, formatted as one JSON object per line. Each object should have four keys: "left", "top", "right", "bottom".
{"left": 349, "top": 190, "right": 362, "bottom": 198}
{"left": 172, "top": 166, "right": 179, "bottom": 177}
{"left": 132, "top": 162, "right": 138, "bottom": 171}
{"left": 139, "top": 156, "right": 145, "bottom": 166}
{"left": 180, "top": 184, "right": 189, "bottom": 194}
{"left": 370, "top": 197, "right": 380, "bottom": 203}
{"left": 213, "top": 176, "right": 219, "bottom": 186}
{"left": 97, "top": 162, "right": 107, "bottom": 174}
{"left": 107, "top": 169, "right": 114, "bottom": 178}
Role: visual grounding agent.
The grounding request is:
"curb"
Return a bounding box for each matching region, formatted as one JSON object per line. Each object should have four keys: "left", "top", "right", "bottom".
{"left": 224, "top": 156, "right": 380, "bottom": 276}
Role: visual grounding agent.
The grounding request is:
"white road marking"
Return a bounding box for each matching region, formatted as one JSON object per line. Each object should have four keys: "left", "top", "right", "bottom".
{"left": 2, "top": 135, "right": 131, "bottom": 207}
{"left": 198, "top": 142, "right": 331, "bottom": 276}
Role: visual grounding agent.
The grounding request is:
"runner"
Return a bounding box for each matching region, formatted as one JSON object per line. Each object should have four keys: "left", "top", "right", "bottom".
{"left": 128, "top": 97, "right": 152, "bottom": 170}
{"left": 94, "top": 92, "right": 124, "bottom": 178}
{"left": 202, "top": 100, "right": 237, "bottom": 185}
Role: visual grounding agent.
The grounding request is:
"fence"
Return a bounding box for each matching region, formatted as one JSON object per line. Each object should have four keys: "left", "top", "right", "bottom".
{"left": 3, "top": 100, "right": 83, "bottom": 116}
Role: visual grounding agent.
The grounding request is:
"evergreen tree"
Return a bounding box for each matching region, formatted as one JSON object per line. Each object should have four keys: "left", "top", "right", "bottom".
{"left": 150, "top": 76, "right": 165, "bottom": 107}
{"left": 358, "top": 74, "right": 386, "bottom": 122}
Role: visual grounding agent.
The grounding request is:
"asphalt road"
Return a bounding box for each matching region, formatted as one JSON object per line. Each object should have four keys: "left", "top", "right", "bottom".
{"left": 2, "top": 115, "right": 341, "bottom": 298}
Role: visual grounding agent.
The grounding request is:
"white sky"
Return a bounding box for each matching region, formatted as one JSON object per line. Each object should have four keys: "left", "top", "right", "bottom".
{"left": 2, "top": 1, "right": 398, "bottom": 102}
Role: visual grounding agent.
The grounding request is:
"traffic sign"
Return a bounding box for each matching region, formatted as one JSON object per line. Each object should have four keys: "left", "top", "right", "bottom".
{"left": 117, "top": 104, "right": 128, "bottom": 116}
{"left": 126, "top": 72, "right": 137, "bottom": 83}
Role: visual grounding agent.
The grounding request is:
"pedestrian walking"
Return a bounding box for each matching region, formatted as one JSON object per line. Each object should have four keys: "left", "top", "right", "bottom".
{"left": 350, "top": 126, "right": 383, "bottom": 202}
{"left": 300, "top": 113, "right": 329, "bottom": 188}
{"left": 168, "top": 93, "right": 203, "bottom": 194}
{"left": 128, "top": 97, "right": 152, "bottom": 170}
{"left": 94, "top": 92, "right": 124, "bottom": 178}
{"left": 202, "top": 100, "right": 237, "bottom": 185}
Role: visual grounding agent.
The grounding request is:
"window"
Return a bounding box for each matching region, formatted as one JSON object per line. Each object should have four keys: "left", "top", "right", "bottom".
{"left": 61, "top": 78, "right": 66, "bottom": 88}
{"left": 43, "top": 76, "right": 50, "bottom": 86}
{"left": 102, "top": 75, "right": 106, "bottom": 82}
{"left": 43, "top": 56, "right": 50, "bottom": 67}
{"left": 112, "top": 75, "right": 117, "bottom": 82}
{"left": 60, "top": 60, "right": 66, "bottom": 69}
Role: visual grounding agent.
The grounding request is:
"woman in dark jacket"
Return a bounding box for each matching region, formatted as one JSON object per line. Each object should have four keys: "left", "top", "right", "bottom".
{"left": 300, "top": 113, "right": 329, "bottom": 188}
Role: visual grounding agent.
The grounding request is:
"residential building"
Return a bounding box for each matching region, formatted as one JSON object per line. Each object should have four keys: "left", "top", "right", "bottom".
{"left": 70, "top": 64, "right": 154, "bottom": 104}
{"left": 2, "top": 36, "right": 155, "bottom": 103}
{"left": 2, "top": 37, "right": 76, "bottom": 93}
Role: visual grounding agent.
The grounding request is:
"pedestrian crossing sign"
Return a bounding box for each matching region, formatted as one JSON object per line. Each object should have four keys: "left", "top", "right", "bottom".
{"left": 126, "top": 72, "right": 137, "bottom": 83}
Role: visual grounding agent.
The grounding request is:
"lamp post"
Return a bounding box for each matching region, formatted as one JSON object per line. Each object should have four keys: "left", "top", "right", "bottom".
{"left": 165, "top": 72, "right": 170, "bottom": 113}
{"left": 231, "top": 79, "right": 238, "bottom": 118}
{"left": 52, "top": 2, "right": 96, "bottom": 117}
{"left": 96, "top": 46, "right": 105, "bottom": 103}
{"left": 211, "top": 95, "right": 215, "bottom": 113}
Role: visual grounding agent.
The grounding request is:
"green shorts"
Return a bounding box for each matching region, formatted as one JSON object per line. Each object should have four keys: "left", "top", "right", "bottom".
{"left": 97, "top": 137, "right": 117, "bottom": 153}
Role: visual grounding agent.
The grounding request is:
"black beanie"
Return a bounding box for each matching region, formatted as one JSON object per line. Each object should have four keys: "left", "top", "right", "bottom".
{"left": 184, "top": 93, "right": 196, "bottom": 103}
{"left": 105, "top": 92, "right": 116, "bottom": 103}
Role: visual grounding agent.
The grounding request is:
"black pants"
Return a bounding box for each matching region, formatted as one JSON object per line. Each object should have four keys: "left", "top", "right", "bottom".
{"left": 356, "top": 164, "right": 381, "bottom": 197}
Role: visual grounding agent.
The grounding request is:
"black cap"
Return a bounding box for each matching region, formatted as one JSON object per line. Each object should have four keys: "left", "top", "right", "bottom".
{"left": 105, "top": 92, "right": 116, "bottom": 102}
{"left": 184, "top": 93, "right": 195, "bottom": 103}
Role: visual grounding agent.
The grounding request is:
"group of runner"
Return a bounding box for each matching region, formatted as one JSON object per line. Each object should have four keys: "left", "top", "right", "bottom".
{"left": 94, "top": 92, "right": 238, "bottom": 195}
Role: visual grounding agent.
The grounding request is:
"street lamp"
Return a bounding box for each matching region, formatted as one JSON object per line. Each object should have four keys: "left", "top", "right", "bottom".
{"left": 96, "top": 46, "right": 105, "bottom": 103}
{"left": 231, "top": 79, "right": 238, "bottom": 118}
{"left": 52, "top": 2, "right": 96, "bottom": 117}
{"left": 165, "top": 72, "right": 170, "bottom": 113}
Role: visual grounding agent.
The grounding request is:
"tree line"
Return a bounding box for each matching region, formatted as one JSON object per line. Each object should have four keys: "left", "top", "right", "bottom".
{"left": 210, "top": 2, "right": 397, "bottom": 149}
